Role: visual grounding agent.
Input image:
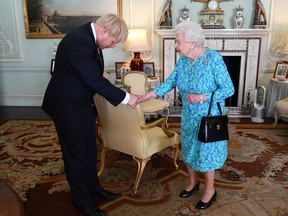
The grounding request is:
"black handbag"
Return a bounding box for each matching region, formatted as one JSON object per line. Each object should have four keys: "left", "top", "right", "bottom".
{"left": 198, "top": 92, "right": 229, "bottom": 143}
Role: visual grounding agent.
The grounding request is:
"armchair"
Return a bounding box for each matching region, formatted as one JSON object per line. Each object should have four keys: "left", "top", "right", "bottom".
{"left": 121, "top": 71, "right": 170, "bottom": 126}
{"left": 93, "top": 94, "right": 180, "bottom": 193}
{"left": 273, "top": 96, "right": 288, "bottom": 127}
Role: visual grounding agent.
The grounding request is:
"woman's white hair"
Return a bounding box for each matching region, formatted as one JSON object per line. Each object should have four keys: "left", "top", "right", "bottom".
{"left": 174, "top": 21, "right": 205, "bottom": 47}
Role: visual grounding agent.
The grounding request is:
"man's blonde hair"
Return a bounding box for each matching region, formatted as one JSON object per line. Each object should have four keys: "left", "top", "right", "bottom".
{"left": 96, "top": 13, "right": 128, "bottom": 41}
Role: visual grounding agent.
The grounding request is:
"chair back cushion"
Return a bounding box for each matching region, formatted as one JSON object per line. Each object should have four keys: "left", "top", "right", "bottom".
{"left": 94, "top": 94, "right": 149, "bottom": 157}
{"left": 122, "top": 71, "right": 147, "bottom": 95}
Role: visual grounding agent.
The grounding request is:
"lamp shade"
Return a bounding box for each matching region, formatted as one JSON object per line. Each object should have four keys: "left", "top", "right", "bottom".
{"left": 123, "top": 29, "right": 152, "bottom": 52}
{"left": 123, "top": 29, "right": 152, "bottom": 71}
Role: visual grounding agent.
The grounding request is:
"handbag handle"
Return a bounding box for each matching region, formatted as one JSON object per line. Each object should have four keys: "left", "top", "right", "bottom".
{"left": 207, "top": 91, "right": 223, "bottom": 116}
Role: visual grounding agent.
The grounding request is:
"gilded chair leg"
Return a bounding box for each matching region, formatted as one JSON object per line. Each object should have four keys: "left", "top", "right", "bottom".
{"left": 172, "top": 144, "right": 179, "bottom": 169}
{"left": 98, "top": 146, "right": 110, "bottom": 176}
{"left": 132, "top": 156, "right": 151, "bottom": 194}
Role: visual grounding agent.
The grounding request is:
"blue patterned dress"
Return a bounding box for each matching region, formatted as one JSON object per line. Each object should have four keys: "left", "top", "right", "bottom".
{"left": 154, "top": 48, "right": 235, "bottom": 172}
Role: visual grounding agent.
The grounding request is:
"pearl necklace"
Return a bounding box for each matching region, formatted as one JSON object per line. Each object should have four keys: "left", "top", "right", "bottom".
{"left": 188, "top": 48, "right": 201, "bottom": 68}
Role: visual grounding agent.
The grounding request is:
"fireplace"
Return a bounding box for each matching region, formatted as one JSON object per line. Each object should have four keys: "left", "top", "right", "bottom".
{"left": 155, "top": 29, "right": 269, "bottom": 115}
{"left": 222, "top": 55, "right": 242, "bottom": 107}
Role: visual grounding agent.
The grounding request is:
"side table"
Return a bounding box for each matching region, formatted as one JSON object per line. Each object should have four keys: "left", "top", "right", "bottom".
{"left": 265, "top": 78, "right": 288, "bottom": 118}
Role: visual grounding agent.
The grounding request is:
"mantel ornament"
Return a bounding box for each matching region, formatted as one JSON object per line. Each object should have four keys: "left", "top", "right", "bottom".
{"left": 159, "top": 0, "right": 172, "bottom": 29}
{"left": 252, "top": 0, "right": 267, "bottom": 29}
{"left": 179, "top": 6, "right": 190, "bottom": 23}
{"left": 233, "top": 5, "right": 244, "bottom": 29}
{"left": 191, "top": 0, "right": 233, "bottom": 29}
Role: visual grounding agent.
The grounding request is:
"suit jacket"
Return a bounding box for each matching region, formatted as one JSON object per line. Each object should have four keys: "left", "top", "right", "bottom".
{"left": 42, "top": 22, "right": 126, "bottom": 130}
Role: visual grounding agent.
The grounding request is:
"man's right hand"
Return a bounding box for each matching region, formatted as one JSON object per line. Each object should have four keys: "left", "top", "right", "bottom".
{"left": 127, "top": 94, "right": 138, "bottom": 108}
{"left": 137, "top": 92, "right": 157, "bottom": 103}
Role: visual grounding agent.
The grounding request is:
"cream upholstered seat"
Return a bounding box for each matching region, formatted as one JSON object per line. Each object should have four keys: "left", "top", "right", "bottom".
{"left": 121, "top": 71, "right": 170, "bottom": 125}
{"left": 93, "top": 94, "right": 180, "bottom": 194}
{"left": 273, "top": 97, "right": 288, "bottom": 127}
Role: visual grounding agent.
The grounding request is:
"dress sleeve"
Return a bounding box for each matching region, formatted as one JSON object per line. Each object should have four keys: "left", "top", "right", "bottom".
{"left": 153, "top": 57, "right": 183, "bottom": 97}
{"left": 211, "top": 52, "right": 235, "bottom": 103}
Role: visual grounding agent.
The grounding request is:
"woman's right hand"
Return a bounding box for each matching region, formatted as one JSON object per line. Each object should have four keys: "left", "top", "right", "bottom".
{"left": 137, "top": 92, "right": 157, "bottom": 104}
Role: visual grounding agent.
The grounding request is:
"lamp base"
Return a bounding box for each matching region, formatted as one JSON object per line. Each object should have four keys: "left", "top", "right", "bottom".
{"left": 130, "top": 52, "right": 143, "bottom": 71}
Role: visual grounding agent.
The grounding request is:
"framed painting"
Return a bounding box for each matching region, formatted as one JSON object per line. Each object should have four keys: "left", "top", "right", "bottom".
{"left": 115, "top": 62, "right": 130, "bottom": 79}
{"left": 274, "top": 61, "right": 288, "bottom": 81}
{"left": 22, "top": 0, "right": 122, "bottom": 39}
{"left": 143, "top": 62, "right": 155, "bottom": 77}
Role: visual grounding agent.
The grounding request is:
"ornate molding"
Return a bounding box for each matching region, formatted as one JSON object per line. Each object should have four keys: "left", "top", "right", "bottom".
{"left": 0, "top": 0, "right": 23, "bottom": 61}
{"left": 155, "top": 28, "right": 270, "bottom": 38}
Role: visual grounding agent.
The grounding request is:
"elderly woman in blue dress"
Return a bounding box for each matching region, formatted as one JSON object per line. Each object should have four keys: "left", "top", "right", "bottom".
{"left": 138, "top": 21, "right": 234, "bottom": 210}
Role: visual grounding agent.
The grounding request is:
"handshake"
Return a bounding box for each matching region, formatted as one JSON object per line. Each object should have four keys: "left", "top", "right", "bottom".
{"left": 127, "top": 92, "right": 206, "bottom": 108}
{"left": 127, "top": 92, "right": 157, "bottom": 108}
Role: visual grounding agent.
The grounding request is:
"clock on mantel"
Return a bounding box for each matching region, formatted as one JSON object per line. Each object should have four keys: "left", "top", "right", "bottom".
{"left": 191, "top": 0, "right": 233, "bottom": 29}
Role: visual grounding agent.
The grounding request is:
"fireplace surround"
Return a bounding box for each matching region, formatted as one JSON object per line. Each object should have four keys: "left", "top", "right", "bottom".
{"left": 155, "top": 29, "right": 269, "bottom": 115}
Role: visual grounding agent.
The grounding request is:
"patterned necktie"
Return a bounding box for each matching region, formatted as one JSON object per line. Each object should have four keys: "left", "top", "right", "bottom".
{"left": 97, "top": 47, "right": 104, "bottom": 72}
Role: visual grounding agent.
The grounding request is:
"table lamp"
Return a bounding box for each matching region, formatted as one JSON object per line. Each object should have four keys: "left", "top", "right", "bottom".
{"left": 123, "top": 29, "right": 152, "bottom": 71}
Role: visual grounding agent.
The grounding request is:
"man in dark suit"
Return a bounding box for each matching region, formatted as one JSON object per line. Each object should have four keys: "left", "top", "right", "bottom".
{"left": 42, "top": 14, "right": 138, "bottom": 216}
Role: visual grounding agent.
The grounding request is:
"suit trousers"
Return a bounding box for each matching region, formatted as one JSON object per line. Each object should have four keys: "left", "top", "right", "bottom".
{"left": 54, "top": 113, "right": 100, "bottom": 206}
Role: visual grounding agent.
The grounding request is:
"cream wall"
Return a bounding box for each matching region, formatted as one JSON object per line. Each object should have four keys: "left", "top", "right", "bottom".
{"left": 0, "top": 0, "right": 287, "bottom": 106}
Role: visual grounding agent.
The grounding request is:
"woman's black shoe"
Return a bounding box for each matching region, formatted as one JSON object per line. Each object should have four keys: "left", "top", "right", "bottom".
{"left": 195, "top": 191, "right": 217, "bottom": 209}
{"left": 179, "top": 181, "right": 200, "bottom": 198}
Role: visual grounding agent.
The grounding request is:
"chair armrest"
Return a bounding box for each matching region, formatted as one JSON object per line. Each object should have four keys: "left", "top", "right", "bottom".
{"left": 174, "top": 99, "right": 182, "bottom": 106}
{"left": 141, "top": 118, "right": 164, "bottom": 129}
{"left": 141, "top": 118, "right": 175, "bottom": 138}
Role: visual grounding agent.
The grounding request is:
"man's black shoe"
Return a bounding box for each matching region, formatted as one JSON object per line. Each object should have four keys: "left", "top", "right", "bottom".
{"left": 91, "top": 187, "right": 118, "bottom": 201}
{"left": 75, "top": 204, "right": 106, "bottom": 216}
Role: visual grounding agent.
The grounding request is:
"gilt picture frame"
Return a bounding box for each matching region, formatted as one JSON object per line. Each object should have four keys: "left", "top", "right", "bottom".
{"left": 143, "top": 62, "right": 155, "bottom": 77}
{"left": 115, "top": 62, "right": 130, "bottom": 79}
{"left": 22, "top": 0, "right": 122, "bottom": 39}
{"left": 274, "top": 61, "right": 288, "bottom": 81}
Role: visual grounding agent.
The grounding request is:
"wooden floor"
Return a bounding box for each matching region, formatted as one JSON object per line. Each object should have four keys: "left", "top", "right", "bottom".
{"left": 0, "top": 106, "right": 278, "bottom": 125}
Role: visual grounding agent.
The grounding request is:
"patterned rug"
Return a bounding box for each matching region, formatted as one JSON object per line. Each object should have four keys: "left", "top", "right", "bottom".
{"left": 0, "top": 120, "right": 288, "bottom": 216}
